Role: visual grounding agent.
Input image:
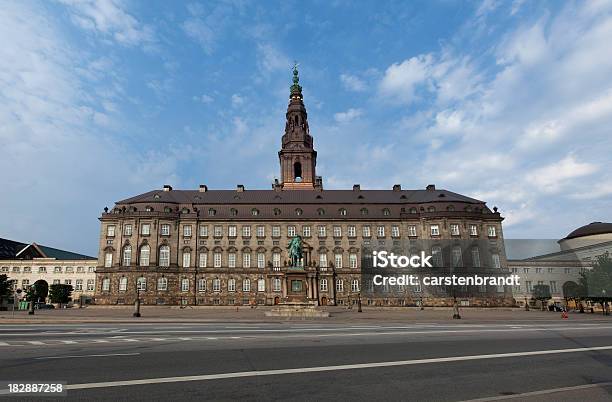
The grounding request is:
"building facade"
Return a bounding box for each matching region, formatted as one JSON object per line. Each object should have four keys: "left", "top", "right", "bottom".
{"left": 94, "top": 68, "right": 511, "bottom": 307}
{"left": 0, "top": 238, "right": 97, "bottom": 306}
{"left": 507, "top": 222, "right": 612, "bottom": 307}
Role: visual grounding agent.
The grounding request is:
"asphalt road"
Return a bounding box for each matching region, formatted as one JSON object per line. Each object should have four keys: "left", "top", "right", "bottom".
{"left": 1, "top": 320, "right": 611, "bottom": 401}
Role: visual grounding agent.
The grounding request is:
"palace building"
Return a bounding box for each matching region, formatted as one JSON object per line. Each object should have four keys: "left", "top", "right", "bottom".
{"left": 94, "top": 67, "right": 512, "bottom": 307}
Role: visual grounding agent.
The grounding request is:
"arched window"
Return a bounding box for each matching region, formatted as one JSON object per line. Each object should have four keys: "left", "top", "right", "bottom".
{"left": 339, "top": 208, "right": 347, "bottom": 216}
{"left": 251, "top": 208, "right": 259, "bottom": 216}
{"left": 208, "top": 208, "right": 216, "bottom": 216}
{"left": 447, "top": 205, "right": 455, "bottom": 212}
{"left": 382, "top": 208, "right": 391, "bottom": 216}
{"left": 139, "top": 245, "right": 150, "bottom": 267}
{"left": 409, "top": 207, "right": 417, "bottom": 214}
{"left": 317, "top": 208, "right": 325, "bottom": 216}
{"left": 273, "top": 208, "right": 281, "bottom": 216}
{"left": 428, "top": 206, "right": 436, "bottom": 212}
{"left": 228, "top": 278, "right": 236, "bottom": 292}
{"left": 432, "top": 246, "right": 443, "bottom": 267}
{"left": 122, "top": 245, "right": 132, "bottom": 266}
{"left": 164, "top": 206, "right": 172, "bottom": 212}
{"left": 159, "top": 245, "right": 170, "bottom": 267}
{"left": 351, "top": 279, "right": 360, "bottom": 292}
{"left": 257, "top": 278, "right": 265, "bottom": 292}
{"left": 243, "top": 278, "right": 251, "bottom": 292}
{"left": 360, "top": 208, "right": 368, "bottom": 216}
{"left": 157, "top": 277, "right": 168, "bottom": 291}
{"left": 102, "top": 278, "right": 110, "bottom": 292}
{"left": 230, "top": 208, "right": 238, "bottom": 216}
{"left": 294, "top": 161, "right": 302, "bottom": 181}
{"left": 119, "top": 277, "right": 128, "bottom": 291}
{"left": 295, "top": 208, "right": 303, "bottom": 216}
{"left": 145, "top": 206, "right": 153, "bottom": 212}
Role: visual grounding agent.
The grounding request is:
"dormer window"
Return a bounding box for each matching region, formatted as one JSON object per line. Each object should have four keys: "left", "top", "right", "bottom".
{"left": 382, "top": 208, "right": 390, "bottom": 216}
{"left": 252, "top": 208, "right": 260, "bottom": 216}
{"left": 145, "top": 206, "right": 153, "bottom": 212}
{"left": 339, "top": 208, "right": 347, "bottom": 216}
{"left": 208, "top": 208, "right": 216, "bottom": 216}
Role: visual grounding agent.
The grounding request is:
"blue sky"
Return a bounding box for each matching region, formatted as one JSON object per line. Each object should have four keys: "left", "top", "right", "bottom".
{"left": 2, "top": 0, "right": 612, "bottom": 256}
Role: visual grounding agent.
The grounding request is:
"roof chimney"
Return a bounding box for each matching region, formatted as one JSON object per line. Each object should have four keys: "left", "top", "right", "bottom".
{"left": 163, "top": 184, "right": 172, "bottom": 192}
{"left": 199, "top": 184, "right": 208, "bottom": 192}
{"left": 393, "top": 184, "right": 401, "bottom": 191}
{"left": 237, "top": 184, "right": 245, "bottom": 192}
{"left": 353, "top": 184, "right": 360, "bottom": 191}
{"left": 426, "top": 184, "right": 435, "bottom": 191}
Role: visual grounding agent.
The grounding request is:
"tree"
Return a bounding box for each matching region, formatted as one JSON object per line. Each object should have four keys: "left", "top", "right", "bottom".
{"left": 49, "top": 284, "right": 73, "bottom": 306}
{"left": 581, "top": 252, "right": 612, "bottom": 315}
{"left": 26, "top": 280, "right": 49, "bottom": 303}
{"left": 0, "top": 275, "right": 11, "bottom": 310}
{"left": 533, "top": 284, "right": 552, "bottom": 311}
{"left": 563, "top": 281, "right": 585, "bottom": 312}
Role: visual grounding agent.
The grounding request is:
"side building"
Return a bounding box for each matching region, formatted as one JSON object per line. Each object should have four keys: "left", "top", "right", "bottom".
{"left": 94, "top": 68, "right": 511, "bottom": 308}
{"left": 0, "top": 238, "right": 97, "bottom": 306}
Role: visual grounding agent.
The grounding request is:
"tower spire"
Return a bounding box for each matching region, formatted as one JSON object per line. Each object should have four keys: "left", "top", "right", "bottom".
{"left": 277, "top": 64, "right": 322, "bottom": 190}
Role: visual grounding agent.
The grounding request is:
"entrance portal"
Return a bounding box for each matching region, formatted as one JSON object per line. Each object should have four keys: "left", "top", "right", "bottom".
{"left": 321, "top": 296, "right": 327, "bottom": 306}
{"left": 274, "top": 296, "right": 280, "bottom": 305}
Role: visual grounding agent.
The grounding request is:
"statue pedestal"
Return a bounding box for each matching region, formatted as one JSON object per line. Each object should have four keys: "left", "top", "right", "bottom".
{"left": 266, "top": 266, "right": 329, "bottom": 318}
{"left": 265, "top": 301, "right": 330, "bottom": 318}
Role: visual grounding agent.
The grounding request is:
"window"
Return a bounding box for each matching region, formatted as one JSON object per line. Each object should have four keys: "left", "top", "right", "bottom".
{"left": 124, "top": 224, "right": 132, "bottom": 236}
{"left": 536, "top": 267, "right": 542, "bottom": 274}
{"left": 492, "top": 254, "right": 501, "bottom": 269}
{"left": 550, "top": 281, "right": 557, "bottom": 293}
{"left": 54, "top": 266, "right": 62, "bottom": 273}
{"left": 158, "top": 277, "right": 168, "bottom": 291}
{"left": 38, "top": 266, "right": 47, "bottom": 273}
{"left": 53, "top": 279, "right": 61, "bottom": 285}
{"left": 122, "top": 245, "right": 132, "bottom": 266}
{"left": 430, "top": 224, "right": 440, "bottom": 236}
{"left": 391, "top": 226, "right": 400, "bottom": 237}
{"left": 9, "top": 267, "right": 20, "bottom": 273}
{"left": 140, "top": 245, "right": 150, "bottom": 266}
{"left": 383, "top": 208, "right": 391, "bottom": 216}
{"left": 107, "top": 225, "right": 115, "bottom": 237}
{"left": 256, "top": 226, "right": 265, "bottom": 237}
{"left": 320, "top": 279, "right": 328, "bottom": 291}
{"left": 159, "top": 246, "right": 170, "bottom": 267}
{"left": 471, "top": 248, "right": 481, "bottom": 268}
{"left": 339, "top": 208, "right": 347, "bottom": 216}
{"left": 432, "top": 246, "right": 443, "bottom": 267}
{"left": 287, "top": 226, "right": 296, "bottom": 237}
{"left": 242, "top": 226, "right": 251, "bottom": 237}
{"left": 161, "top": 224, "right": 170, "bottom": 236}
{"left": 214, "top": 226, "right": 223, "bottom": 237}
{"left": 363, "top": 226, "right": 371, "bottom": 237}
{"left": 22, "top": 279, "right": 30, "bottom": 289}
{"left": 335, "top": 254, "right": 343, "bottom": 269}
{"left": 469, "top": 225, "right": 478, "bottom": 236}
{"left": 141, "top": 223, "right": 150, "bottom": 235}
{"left": 349, "top": 253, "right": 358, "bottom": 269}
{"left": 336, "top": 279, "right": 344, "bottom": 292}
{"left": 408, "top": 225, "right": 417, "bottom": 237}
{"left": 351, "top": 279, "right": 359, "bottom": 292}
{"left": 564, "top": 268, "right": 571, "bottom": 274}
{"left": 452, "top": 247, "right": 462, "bottom": 267}
{"left": 119, "top": 277, "right": 128, "bottom": 291}
{"left": 318, "top": 226, "right": 326, "bottom": 237}
{"left": 377, "top": 226, "right": 385, "bottom": 237}
{"left": 526, "top": 281, "right": 533, "bottom": 293}
{"left": 65, "top": 266, "right": 73, "bottom": 273}
{"left": 295, "top": 208, "right": 303, "bottom": 216}
{"left": 213, "top": 278, "right": 221, "bottom": 292}
{"left": 317, "top": 208, "right": 325, "bottom": 216}
{"left": 208, "top": 208, "right": 216, "bottom": 216}
{"left": 302, "top": 226, "right": 311, "bottom": 237}
{"left": 548, "top": 268, "right": 554, "bottom": 273}
{"left": 104, "top": 252, "right": 113, "bottom": 268}
{"left": 137, "top": 277, "right": 146, "bottom": 291}
{"left": 181, "top": 278, "right": 189, "bottom": 292}
{"left": 182, "top": 251, "right": 191, "bottom": 268}
{"left": 258, "top": 278, "right": 265, "bottom": 292}
{"left": 228, "top": 253, "right": 236, "bottom": 268}
{"left": 252, "top": 208, "right": 259, "bottom": 216}
{"left": 272, "top": 226, "right": 281, "bottom": 237}
{"left": 360, "top": 208, "right": 368, "bottom": 216}
{"left": 102, "top": 278, "right": 110, "bottom": 291}
{"left": 75, "top": 279, "right": 83, "bottom": 291}
{"left": 524, "top": 268, "right": 530, "bottom": 273}
{"left": 272, "top": 253, "right": 281, "bottom": 268}
{"left": 243, "top": 279, "right": 250, "bottom": 292}
{"left": 183, "top": 225, "right": 192, "bottom": 237}
{"left": 77, "top": 266, "right": 84, "bottom": 273}
{"left": 332, "top": 226, "right": 342, "bottom": 238}
{"left": 348, "top": 226, "right": 356, "bottom": 237}
{"left": 214, "top": 252, "right": 222, "bottom": 268}
{"left": 199, "top": 225, "right": 208, "bottom": 237}
{"left": 199, "top": 252, "right": 207, "bottom": 268}
{"left": 319, "top": 253, "right": 327, "bottom": 268}
{"left": 228, "top": 278, "right": 236, "bottom": 292}
{"left": 243, "top": 253, "right": 251, "bottom": 268}
{"left": 487, "top": 226, "right": 496, "bottom": 237}
{"left": 257, "top": 253, "right": 265, "bottom": 269}
{"left": 450, "top": 224, "right": 460, "bottom": 236}
{"left": 273, "top": 278, "right": 281, "bottom": 292}
{"left": 198, "top": 278, "right": 206, "bottom": 292}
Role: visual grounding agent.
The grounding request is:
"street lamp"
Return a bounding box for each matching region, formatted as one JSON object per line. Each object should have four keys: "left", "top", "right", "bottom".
{"left": 133, "top": 281, "right": 141, "bottom": 318}
{"left": 357, "top": 292, "right": 362, "bottom": 313}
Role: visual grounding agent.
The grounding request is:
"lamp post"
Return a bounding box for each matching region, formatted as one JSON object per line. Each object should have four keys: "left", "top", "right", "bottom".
{"left": 133, "top": 281, "right": 141, "bottom": 318}
{"left": 357, "top": 292, "right": 362, "bottom": 313}
{"left": 453, "top": 296, "right": 461, "bottom": 319}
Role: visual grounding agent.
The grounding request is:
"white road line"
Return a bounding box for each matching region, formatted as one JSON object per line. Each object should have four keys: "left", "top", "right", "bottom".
{"left": 60, "top": 340, "right": 78, "bottom": 344}
{"left": 47, "top": 345, "right": 612, "bottom": 392}
{"left": 35, "top": 353, "right": 141, "bottom": 361}
{"left": 0, "top": 342, "right": 10, "bottom": 346}
{"left": 460, "top": 381, "right": 612, "bottom": 401}
{"left": 26, "top": 341, "right": 44, "bottom": 345}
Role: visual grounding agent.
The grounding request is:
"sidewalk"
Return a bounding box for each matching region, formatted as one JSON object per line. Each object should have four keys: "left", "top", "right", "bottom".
{"left": 1, "top": 306, "right": 610, "bottom": 324}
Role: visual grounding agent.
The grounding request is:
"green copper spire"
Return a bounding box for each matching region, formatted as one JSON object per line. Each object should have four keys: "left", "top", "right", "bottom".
{"left": 290, "top": 62, "right": 303, "bottom": 99}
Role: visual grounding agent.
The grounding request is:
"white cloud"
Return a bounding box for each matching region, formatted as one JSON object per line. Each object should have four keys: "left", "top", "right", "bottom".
{"left": 379, "top": 55, "right": 432, "bottom": 103}
{"left": 334, "top": 108, "right": 362, "bottom": 123}
{"left": 58, "top": 0, "right": 155, "bottom": 47}
{"left": 231, "top": 94, "right": 245, "bottom": 107}
{"left": 340, "top": 73, "right": 367, "bottom": 92}
{"left": 526, "top": 155, "right": 598, "bottom": 194}
{"left": 256, "top": 44, "right": 290, "bottom": 73}
{"left": 192, "top": 94, "right": 214, "bottom": 104}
